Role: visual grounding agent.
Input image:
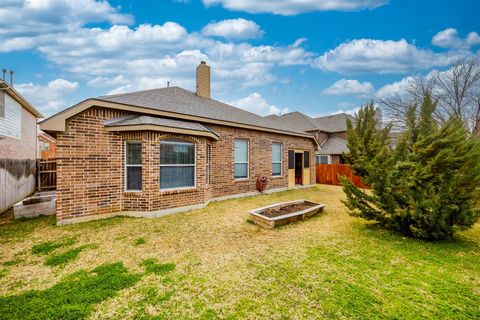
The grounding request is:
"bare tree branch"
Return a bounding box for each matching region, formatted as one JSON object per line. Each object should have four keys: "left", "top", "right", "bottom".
{"left": 379, "top": 58, "right": 480, "bottom": 133}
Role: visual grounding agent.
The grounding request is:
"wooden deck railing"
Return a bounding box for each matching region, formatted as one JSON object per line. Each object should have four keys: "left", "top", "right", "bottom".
{"left": 316, "top": 164, "right": 368, "bottom": 188}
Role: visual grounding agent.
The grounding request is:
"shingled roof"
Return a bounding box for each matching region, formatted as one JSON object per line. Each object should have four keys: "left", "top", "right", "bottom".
{"left": 265, "top": 111, "right": 354, "bottom": 133}
{"left": 97, "top": 87, "right": 311, "bottom": 136}
{"left": 317, "top": 136, "right": 348, "bottom": 155}
{"left": 312, "top": 113, "right": 354, "bottom": 133}
{"left": 103, "top": 115, "right": 219, "bottom": 139}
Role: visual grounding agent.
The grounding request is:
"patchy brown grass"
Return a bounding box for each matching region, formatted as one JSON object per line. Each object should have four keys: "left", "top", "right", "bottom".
{"left": 0, "top": 185, "right": 479, "bottom": 319}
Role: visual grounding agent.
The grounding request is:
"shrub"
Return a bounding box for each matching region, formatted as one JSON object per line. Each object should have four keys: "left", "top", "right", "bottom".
{"left": 342, "top": 94, "right": 480, "bottom": 240}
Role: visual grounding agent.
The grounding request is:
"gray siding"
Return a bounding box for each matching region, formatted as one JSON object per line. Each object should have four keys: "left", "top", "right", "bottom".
{"left": 0, "top": 94, "right": 22, "bottom": 139}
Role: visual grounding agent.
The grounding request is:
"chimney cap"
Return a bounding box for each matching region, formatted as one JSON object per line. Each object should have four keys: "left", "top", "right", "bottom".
{"left": 200, "top": 61, "right": 206, "bottom": 65}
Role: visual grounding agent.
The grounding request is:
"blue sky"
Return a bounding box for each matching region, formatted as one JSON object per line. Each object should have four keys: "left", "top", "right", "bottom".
{"left": 1, "top": 0, "right": 479, "bottom": 118}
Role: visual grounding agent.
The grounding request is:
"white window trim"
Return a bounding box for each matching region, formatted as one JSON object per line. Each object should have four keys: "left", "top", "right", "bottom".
{"left": 317, "top": 155, "right": 331, "bottom": 164}
{"left": 159, "top": 140, "right": 197, "bottom": 191}
{"left": 125, "top": 141, "right": 142, "bottom": 192}
{"left": 234, "top": 139, "right": 249, "bottom": 180}
{"left": 272, "top": 142, "right": 282, "bottom": 177}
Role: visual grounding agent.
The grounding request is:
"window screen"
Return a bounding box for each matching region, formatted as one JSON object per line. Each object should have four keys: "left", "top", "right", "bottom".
{"left": 206, "top": 144, "right": 211, "bottom": 184}
{"left": 125, "top": 141, "right": 142, "bottom": 191}
{"left": 234, "top": 139, "right": 248, "bottom": 179}
{"left": 304, "top": 151, "right": 310, "bottom": 168}
{"left": 288, "top": 150, "right": 295, "bottom": 169}
{"left": 272, "top": 143, "right": 282, "bottom": 176}
{"left": 160, "top": 141, "right": 195, "bottom": 189}
{"left": 317, "top": 155, "right": 329, "bottom": 164}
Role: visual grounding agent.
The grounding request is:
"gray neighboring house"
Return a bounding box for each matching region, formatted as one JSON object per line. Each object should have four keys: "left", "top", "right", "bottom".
{"left": 266, "top": 112, "right": 353, "bottom": 164}
{"left": 0, "top": 78, "right": 43, "bottom": 159}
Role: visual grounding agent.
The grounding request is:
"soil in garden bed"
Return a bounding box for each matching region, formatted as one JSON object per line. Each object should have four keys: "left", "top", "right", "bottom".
{"left": 260, "top": 202, "right": 318, "bottom": 218}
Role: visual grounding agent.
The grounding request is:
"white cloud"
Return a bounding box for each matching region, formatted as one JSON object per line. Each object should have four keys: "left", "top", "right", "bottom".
{"left": 22, "top": 21, "right": 312, "bottom": 93}
{"left": 0, "top": 0, "right": 133, "bottom": 36}
{"left": 202, "top": 18, "right": 264, "bottom": 40}
{"left": 16, "top": 78, "right": 79, "bottom": 115}
{"left": 314, "top": 39, "right": 462, "bottom": 74}
{"left": 323, "top": 79, "right": 374, "bottom": 96}
{"left": 375, "top": 76, "right": 417, "bottom": 100}
{"left": 432, "top": 28, "right": 480, "bottom": 49}
{"left": 467, "top": 32, "right": 480, "bottom": 46}
{"left": 203, "top": 0, "right": 387, "bottom": 15}
{"left": 87, "top": 75, "right": 129, "bottom": 88}
{"left": 229, "top": 92, "right": 288, "bottom": 116}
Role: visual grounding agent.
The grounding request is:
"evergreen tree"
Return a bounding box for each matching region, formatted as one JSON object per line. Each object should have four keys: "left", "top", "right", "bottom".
{"left": 342, "top": 93, "right": 480, "bottom": 240}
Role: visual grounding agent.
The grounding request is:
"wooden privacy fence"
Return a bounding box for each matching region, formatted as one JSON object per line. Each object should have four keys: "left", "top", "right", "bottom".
{"left": 37, "top": 159, "right": 57, "bottom": 191}
{"left": 316, "top": 164, "right": 368, "bottom": 188}
{"left": 0, "top": 158, "right": 36, "bottom": 213}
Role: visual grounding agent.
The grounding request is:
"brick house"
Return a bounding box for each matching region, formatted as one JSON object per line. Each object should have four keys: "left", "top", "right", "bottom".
{"left": 38, "top": 131, "right": 57, "bottom": 159}
{"left": 40, "top": 62, "right": 320, "bottom": 225}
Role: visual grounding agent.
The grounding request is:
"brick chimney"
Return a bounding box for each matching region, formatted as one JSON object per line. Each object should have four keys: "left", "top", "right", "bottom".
{"left": 196, "top": 61, "right": 210, "bottom": 99}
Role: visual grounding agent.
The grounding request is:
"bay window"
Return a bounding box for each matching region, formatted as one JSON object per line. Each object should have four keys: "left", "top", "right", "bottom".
{"left": 234, "top": 139, "right": 249, "bottom": 179}
{"left": 160, "top": 140, "right": 196, "bottom": 190}
{"left": 125, "top": 141, "right": 142, "bottom": 191}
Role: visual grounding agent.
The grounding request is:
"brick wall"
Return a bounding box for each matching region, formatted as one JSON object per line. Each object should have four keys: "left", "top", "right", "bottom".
{"left": 39, "top": 136, "right": 57, "bottom": 159}
{"left": 331, "top": 131, "right": 347, "bottom": 140}
{"left": 55, "top": 107, "right": 317, "bottom": 223}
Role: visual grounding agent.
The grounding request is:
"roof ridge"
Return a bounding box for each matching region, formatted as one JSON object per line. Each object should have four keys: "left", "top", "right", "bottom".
{"left": 98, "top": 86, "right": 180, "bottom": 99}
{"left": 314, "top": 112, "right": 351, "bottom": 120}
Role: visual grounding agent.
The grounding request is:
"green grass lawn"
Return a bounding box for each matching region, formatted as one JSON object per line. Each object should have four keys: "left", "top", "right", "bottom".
{"left": 0, "top": 185, "right": 479, "bottom": 319}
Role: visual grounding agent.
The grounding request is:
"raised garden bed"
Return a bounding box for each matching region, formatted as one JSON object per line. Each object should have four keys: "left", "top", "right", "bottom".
{"left": 249, "top": 199, "right": 325, "bottom": 228}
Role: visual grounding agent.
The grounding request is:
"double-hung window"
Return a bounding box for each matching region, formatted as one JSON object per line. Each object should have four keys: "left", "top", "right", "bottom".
{"left": 272, "top": 143, "right": 282, "bottom": 176}
{"left": 125, "top": 141, "right": 142, "bottom": 191}
{"left": 234, "top": 139, "right": 249, "bottom": 179}
{"left": 160, "top": 140, "right": 196, "bottom": 190}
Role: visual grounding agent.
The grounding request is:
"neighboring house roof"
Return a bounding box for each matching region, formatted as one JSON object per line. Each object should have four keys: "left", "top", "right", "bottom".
{"left": 264, "top": 111, "right": 320, "bottom": 132}
{"left": 317, "top": 136, "right": 348, "bottom": 155}
{"left": 0, "top": 80, "right": 43, "bottom": 118}
{"left": 265, "top": 111, "right": 354, "bottom": 133}
{"left": 38, "top": 131, "right": 56, "bottom": 143}
{"left": 40, "top": 86, "right": 317, "bottom": 143}
{"left": 312, "top": 113, "right": 354, "bottom": 133}
{"left": 104, "top": 115, "right": 219, "bottom": 140}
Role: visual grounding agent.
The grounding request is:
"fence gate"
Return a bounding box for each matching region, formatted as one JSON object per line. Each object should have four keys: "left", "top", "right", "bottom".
{"left": 37, "top": 159, "right": 57, "bottom": 191}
